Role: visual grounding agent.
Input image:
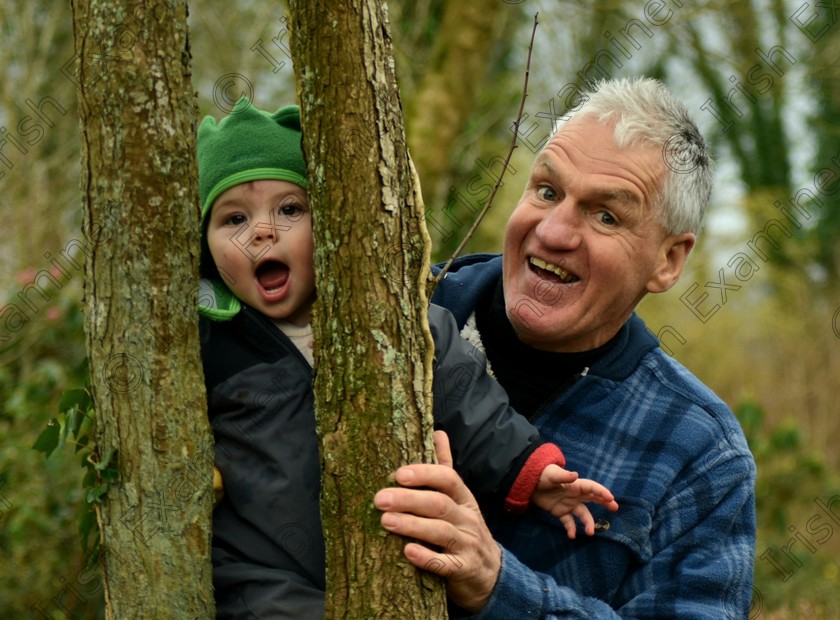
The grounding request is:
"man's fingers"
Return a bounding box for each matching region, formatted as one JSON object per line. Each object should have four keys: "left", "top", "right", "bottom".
{"left": 390, "top": 462, "right": 476, "bottom": 507}
{"left": 403, "top": 541, "right": 448, "bottom": 573}
{"left": 403, "top": 541, "right": 473, "bottom": 591}
{"left": 378, "top": 507, "right": 458, "bottom": 551}
{"left": 433, "top": 430, "right": 454, "bottom": 468}
{"left": 375, "top": 486, "right": 451, "bottom": 519}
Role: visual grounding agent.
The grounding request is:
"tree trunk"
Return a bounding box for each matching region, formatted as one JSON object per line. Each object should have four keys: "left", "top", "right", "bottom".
{"left": 69, "top": 0, "right": 214, "bottom": 617}
{"left": 287, "top": 1, "right": 447, "bottom": 617}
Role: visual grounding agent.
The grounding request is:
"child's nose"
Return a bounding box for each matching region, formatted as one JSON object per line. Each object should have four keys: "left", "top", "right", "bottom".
{"left": 253, "top": 222, "right": 276, "bottom": 242}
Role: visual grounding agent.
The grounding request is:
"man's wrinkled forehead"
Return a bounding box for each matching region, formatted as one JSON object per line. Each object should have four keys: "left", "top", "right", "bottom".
{"left": 532, "top": 118, "right": 666, "bottom": 212}
{"left": 532, "top": 154, "right": 643, "bottom": 209}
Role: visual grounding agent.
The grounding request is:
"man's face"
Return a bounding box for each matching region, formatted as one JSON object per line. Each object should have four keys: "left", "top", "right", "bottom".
{"left": 502, "top": 117, "right": 695, "bottom": 352}
{"left": 207, "top": 179, "right": 315, "bottom": 326}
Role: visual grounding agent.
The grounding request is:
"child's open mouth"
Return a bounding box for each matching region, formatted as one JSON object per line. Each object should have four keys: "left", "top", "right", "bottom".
{"left": 256, "top": 260, "right": 290, "bottom": 300}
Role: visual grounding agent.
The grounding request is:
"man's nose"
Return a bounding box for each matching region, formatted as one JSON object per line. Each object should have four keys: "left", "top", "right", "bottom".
{"left": 534, "top": 201, "right": 582, "bottom": 250}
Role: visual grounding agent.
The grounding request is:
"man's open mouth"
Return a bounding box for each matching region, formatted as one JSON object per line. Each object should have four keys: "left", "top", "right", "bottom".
{"left": 529, "top": 257, "right": 579, "bottom": 284}
{"left": 256, "top": 260, "right": 290, "bottom": 294}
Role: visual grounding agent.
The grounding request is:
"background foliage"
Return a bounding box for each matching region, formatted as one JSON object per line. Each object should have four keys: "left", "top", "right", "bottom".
{"left": 1, "top": 0, "right": 838, "bottom": 617}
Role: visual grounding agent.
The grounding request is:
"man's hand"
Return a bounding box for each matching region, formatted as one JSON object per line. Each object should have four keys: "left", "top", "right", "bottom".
{"left": 532, "top": 464, "right": 619, "bottom": 538}
{"left": 374, "top": 431, "right": 501, "bottom": 614}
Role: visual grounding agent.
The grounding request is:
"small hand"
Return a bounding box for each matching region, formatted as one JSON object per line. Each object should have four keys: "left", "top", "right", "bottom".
{"left": 213, "top": 465, "right": 224, "bottom": 507}
{"left": 532, "top": 464, "right": 619, "bottom": 538}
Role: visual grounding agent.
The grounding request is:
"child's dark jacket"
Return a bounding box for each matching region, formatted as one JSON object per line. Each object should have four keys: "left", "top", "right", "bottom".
{"left": 201, "top": 295, "right": 556, "bottom": 618}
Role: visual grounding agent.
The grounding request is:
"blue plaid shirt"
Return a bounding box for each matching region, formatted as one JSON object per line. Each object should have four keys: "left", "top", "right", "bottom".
{"left": 433, "top": 255, "right": 756, "bottom": 619}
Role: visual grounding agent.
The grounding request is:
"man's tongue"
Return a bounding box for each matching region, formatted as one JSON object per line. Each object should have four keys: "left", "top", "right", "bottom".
{"left": 257, "top": 261, "right": 289, "bottom": 291}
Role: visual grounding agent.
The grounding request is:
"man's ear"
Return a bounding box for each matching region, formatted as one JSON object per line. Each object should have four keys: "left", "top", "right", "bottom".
{"left": 646, "top": 232, "right": 696, "bottom": 293}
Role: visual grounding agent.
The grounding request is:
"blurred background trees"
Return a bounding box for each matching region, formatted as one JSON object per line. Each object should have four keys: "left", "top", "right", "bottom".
{"left": 1, "top": 0, "right": 838, "bottom": 617}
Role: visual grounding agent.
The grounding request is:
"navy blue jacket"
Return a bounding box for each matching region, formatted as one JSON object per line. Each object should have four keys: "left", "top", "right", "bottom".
{"left": 433, "top": 255, "right": 757, "bottom": 619}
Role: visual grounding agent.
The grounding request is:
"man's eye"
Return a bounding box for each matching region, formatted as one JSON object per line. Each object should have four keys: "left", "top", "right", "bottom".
{"left": 536, "top": 186, "right": 558, "bottom": 201}
{"left": 599, "top": 211, "right": 617, "bottom": 226}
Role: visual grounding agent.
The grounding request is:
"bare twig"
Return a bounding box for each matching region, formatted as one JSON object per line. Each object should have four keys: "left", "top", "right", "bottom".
{"left": 431, "top": 12, "right": 540, "bottom": 288}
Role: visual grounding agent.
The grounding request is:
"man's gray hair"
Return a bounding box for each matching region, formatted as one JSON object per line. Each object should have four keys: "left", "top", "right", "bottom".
{"left": 555, "top": 77, "right": 713, "bottom": 237}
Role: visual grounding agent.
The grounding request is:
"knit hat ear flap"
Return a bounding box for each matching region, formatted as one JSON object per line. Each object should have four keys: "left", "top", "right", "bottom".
{"left": 272, "top": 105, "right": 302, "bottom": 135}
{"left": 197, "top": 97, "right": 307, "bottom": 223}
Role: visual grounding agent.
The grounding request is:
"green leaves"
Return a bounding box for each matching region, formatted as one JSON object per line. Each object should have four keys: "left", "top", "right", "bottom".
{"left": 32, "top": 388, "right": 94, "bottom": 458}
{"left": 30, "top": 386, "right": 117, "bottom": 557}
{"left": 60, "top": 389, "right": 89, "bottom": 440}
{"left": 31, "top": 418, "right": 61, "bottom": 457}
{"left": 85, "top": 484, "right": 109, "bottom": 504}
{"left": 59, "top": 388, "right": 91, "bottom": 415}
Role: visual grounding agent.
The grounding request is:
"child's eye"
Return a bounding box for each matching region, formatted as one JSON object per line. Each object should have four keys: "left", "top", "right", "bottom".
{"left": 536, "top": 186, "right": 558, "bottom": 201}
{"left": 225, "top": 214, "right": 246, "bottom": 226}
{"left": 278, "top": 202, "right": 307, "bottom": 222}
{"left": 280, "top": 204, "right": 302, "bottom": 217}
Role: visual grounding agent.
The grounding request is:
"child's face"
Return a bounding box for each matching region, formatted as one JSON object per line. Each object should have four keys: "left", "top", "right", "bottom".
{"left": 207, "top": 179, "right": 315, "bottom": 325}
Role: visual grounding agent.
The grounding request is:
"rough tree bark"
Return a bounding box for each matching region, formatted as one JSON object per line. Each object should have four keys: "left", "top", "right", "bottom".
{"left": 69, "top": 0, "right": 214, "bottom": 617}
{"left": 287, "top": 1, "right": 448, "bottom": 617}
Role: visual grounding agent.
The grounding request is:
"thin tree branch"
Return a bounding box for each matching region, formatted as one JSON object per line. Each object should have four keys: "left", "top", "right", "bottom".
{"left": 432, "top": 12, "right": 539, "bottom": 288}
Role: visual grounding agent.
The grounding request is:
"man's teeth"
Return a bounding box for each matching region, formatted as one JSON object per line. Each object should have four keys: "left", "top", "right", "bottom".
{"left": 530, "top": 257, "right": 575, "bottom": 282}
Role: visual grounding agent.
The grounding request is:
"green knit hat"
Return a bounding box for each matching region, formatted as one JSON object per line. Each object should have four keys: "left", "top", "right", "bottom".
{"left": 198, "top": 97, "right": 306, "bottom": 221}
{"left": 197, "top": 98, "right": 306, "bottom": 321}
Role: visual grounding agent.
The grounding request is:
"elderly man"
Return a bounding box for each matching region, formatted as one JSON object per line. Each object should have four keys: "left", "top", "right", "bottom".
{"left": 375, "top": 78, "right": 756, "bottom": 618}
